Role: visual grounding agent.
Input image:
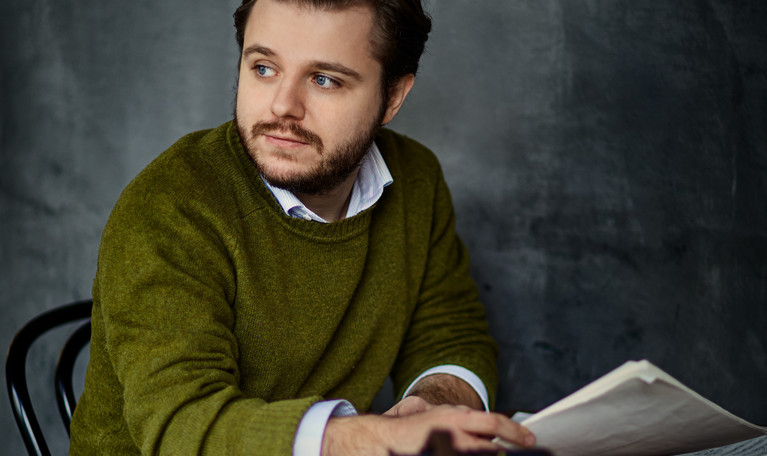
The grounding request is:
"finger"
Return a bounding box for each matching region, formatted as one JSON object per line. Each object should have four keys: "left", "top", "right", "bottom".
{"left": 385, "top": 396, "right": 434, "bottom": 417}
{"left": 456, "top": 410, "right": 536, "bottom": 447}
{"left": 416, "top": 399, "right": 435, "bottom": 412}
{"left": 493, "top": 419, "right": 535, "bottom": 448}
{"left": 449, "top": 429, "right": 512, "bottom": 453}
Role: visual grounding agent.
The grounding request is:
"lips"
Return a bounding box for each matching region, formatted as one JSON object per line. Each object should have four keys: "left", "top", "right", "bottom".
{"left": 250, "top": 121, "right": 324, "bottom": 152}
{"left": 264, "top": 133, "right": 308, "bottom": 147}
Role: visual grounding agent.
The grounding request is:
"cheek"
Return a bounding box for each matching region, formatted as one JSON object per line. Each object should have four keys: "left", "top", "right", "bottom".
{"left": 312, "top": 109, "right": 359, "bottom": 146}
{"left": 311, "top": 95, "right": 380, "bottom": 135}
{"left": 235, "top": 67, "right": 267, "bottom": 114}
{"left": 235, "top": 84, "right": 263, "bottom": 124}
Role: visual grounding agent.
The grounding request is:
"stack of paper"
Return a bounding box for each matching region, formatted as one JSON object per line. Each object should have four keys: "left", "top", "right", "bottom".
{"left": 497, "top": 360, "right": 767, "bottom": 456}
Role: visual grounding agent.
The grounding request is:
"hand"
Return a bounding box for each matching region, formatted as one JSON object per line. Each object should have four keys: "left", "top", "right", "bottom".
{"left": 322, "top": 404, "right": 535, "bottom": 456}
{"left": 384, "top": 395, "right": 435, "bottom": 417}
{"left": 405, "top": 374, "right": 484, "bottom": 410}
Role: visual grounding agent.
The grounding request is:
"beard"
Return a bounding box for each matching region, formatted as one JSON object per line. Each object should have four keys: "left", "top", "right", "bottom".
{"left": 236, "top": 114, "right": 382, "bottom": 196}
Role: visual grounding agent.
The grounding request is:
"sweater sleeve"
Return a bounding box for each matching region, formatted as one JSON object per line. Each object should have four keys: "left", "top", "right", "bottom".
{"left": 93, "top": 166, "right": 318, "bottom": 455}
{"left": 390, "top": 164, "right": 499, "bottom": 408}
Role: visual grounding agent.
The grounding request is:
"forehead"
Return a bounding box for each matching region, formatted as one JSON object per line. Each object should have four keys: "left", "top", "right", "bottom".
{"left": 243, "top": 0, "right": 379, "bottom": 70}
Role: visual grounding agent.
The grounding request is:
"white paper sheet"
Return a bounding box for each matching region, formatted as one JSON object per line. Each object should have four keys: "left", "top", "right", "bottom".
{"left": 500, "top": 360, "right": 767, "bottom": 456}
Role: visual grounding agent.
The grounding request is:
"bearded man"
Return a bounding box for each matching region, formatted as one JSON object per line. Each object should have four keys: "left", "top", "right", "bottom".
{"left": 69, "top": 0, "right": 535, "bottom": 454}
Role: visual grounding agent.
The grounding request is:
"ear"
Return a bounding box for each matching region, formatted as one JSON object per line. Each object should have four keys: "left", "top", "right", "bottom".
{"left": 381, "top": 74, "right": 415, "bottom": 125}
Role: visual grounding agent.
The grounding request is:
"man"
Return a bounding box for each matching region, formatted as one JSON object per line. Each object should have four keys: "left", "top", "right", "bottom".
{"left": 70, "top": 0, "right": 535, "bottom": 454}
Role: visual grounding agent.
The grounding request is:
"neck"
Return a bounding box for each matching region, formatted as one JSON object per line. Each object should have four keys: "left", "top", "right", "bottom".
{"left": 295, "top": 170, "right": 358, "bottom": 223}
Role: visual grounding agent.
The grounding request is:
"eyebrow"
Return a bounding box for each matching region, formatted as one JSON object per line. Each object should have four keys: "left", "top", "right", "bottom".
{"left": 242, "top": 44, "right": 364, "bottom": 82}
{"left": 310, "top": 61, "right": 363, "bottom": 81}
{"left": 243, "top": 44, "right": 275, "bottom": 58}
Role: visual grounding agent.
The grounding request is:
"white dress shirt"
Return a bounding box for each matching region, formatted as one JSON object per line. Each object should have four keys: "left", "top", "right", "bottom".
{"left": 263, "top": 142, "right": 393, "bottom": 223}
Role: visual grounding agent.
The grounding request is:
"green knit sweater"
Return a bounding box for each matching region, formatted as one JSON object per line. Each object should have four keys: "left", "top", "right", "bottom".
{"left": 69, "top": 121, "right": 498, "bottom": 455}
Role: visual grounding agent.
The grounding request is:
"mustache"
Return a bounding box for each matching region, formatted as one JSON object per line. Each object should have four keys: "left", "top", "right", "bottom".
{"left": 250, "top": 121, "right": 323, "bottom": 152}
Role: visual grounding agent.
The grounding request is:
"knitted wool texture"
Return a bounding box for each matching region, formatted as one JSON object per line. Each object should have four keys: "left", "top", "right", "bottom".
{"left": 69, "top": 121, "right": 498, "bottom": 455}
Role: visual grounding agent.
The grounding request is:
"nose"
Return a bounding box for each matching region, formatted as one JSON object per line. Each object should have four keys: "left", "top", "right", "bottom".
{"left": 270, "top": 76, "right": 306, "bottom": 120}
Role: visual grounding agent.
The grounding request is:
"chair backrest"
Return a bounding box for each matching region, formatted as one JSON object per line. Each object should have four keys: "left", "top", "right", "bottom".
{"left": 5, "top": 300, "right": 92, "bottom": 456}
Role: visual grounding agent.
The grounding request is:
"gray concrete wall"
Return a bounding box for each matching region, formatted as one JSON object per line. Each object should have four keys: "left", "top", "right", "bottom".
{"left": 2, "top": 1, "right": 765, "bottom": 454}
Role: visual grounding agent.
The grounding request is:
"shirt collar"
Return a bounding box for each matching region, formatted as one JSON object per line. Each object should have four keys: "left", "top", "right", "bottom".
{"left": 262, "top": 142, "right": 393, "bottom": 223}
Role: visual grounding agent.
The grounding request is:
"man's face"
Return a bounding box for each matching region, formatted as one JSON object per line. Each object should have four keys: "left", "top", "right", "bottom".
{"left": 235, "top": 0, "right": 389, "bottom": 195}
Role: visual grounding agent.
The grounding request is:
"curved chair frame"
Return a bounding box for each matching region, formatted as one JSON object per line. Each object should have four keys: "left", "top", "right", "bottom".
{"left": 55, "top": 320, "right": 92, "bottom": 433}
{"left": 6, "top": 300, "right": 92, "bottom": 456}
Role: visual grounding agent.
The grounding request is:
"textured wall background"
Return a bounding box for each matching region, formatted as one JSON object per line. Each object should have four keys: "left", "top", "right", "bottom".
{"left": 2, "top": 0, "right": 766, "bottom": 454}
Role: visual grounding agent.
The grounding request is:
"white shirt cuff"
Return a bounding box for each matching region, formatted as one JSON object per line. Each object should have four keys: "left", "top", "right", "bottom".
{"left": 401, "top": 364, "right": 490, "bottom": 412}
{"left": 293, "top": 399, "right": 357, "bottom": 456}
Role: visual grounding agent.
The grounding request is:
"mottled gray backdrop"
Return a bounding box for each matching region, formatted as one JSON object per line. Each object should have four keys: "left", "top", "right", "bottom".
{"left": 2, "top": 0, "right": 766, "bottom": 454}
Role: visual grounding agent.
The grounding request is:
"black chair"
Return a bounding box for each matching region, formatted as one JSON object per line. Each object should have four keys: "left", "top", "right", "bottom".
{"left": 5, "top": 300, "right": 93, "bottom": 456}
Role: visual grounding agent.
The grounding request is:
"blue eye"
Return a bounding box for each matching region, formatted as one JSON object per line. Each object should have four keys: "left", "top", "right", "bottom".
{"left": 314, "top": 74, "right": 339, "bottom": 89}
{"left": 254, "top": 65, "right": 276, "bottom": 77}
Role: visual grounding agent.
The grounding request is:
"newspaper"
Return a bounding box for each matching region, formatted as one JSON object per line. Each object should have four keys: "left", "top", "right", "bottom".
{"left": 496, "top": 360, "right": 767, "bottom": 456}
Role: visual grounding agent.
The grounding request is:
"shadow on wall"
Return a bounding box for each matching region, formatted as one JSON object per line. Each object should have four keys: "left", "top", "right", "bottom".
{"left": 1, "top": 0, "right": 766, "bottom": 454}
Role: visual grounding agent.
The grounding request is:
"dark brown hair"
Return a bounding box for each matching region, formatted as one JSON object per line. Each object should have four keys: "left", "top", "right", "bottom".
{"left": 233, "top": 0, "right": 432, "bottom": 100}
